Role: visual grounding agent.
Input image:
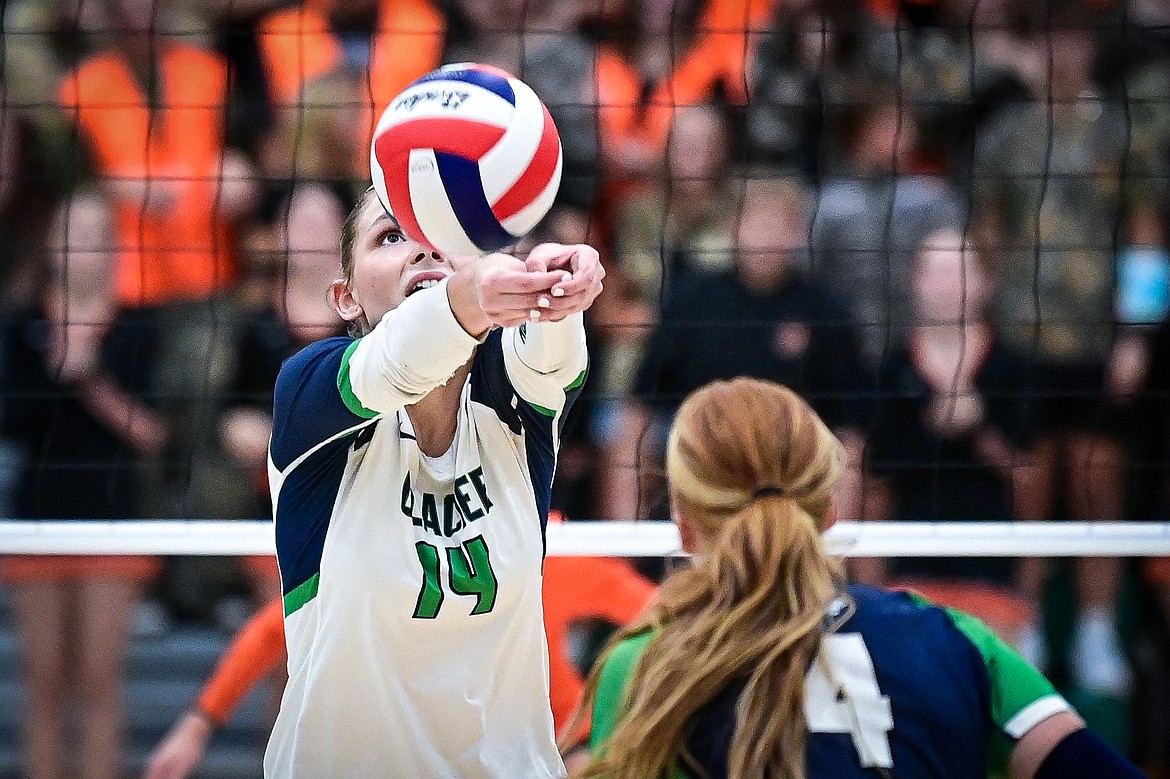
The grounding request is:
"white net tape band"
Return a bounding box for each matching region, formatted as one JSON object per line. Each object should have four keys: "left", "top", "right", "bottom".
{"left": 1, "top": 520, "right": 1169, "bottom": 557}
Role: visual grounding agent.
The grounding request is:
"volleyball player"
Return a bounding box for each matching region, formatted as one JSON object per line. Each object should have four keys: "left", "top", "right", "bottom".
{"left": 143, "top": 512, "right": 655, "bottom": 779}
{"left": 262, "top": 187, "right": 603, "bottom": 777}
{"left": 577, "top": 378, "right": 1145, "bottom": 779}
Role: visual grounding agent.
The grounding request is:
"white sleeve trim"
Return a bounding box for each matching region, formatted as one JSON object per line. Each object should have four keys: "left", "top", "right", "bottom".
{"left": 348, "top": 278, "right": 482, "bottom": 414}
{"left": 510, "top": 312, "right": 586, "bottom": 376}
{"left": 1003, "top": 694, "right": 1074, "bottom": 739}
{"left": 503, "top": 311, "right": 588, "bottom": 413}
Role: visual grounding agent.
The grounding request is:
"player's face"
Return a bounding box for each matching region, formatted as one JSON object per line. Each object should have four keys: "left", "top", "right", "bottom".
{"left": 336, "top": 196, "right": 476, "bottom": 330}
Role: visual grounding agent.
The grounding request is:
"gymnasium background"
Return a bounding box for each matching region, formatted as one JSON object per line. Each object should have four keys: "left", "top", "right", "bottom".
{"left": 1, "top": 0, "right": 1170, "bottom": 776}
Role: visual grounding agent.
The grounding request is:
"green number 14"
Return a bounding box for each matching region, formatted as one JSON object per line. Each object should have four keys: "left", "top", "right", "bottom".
{"left": 412, "top": 535, "right": 498, "bottom": 619}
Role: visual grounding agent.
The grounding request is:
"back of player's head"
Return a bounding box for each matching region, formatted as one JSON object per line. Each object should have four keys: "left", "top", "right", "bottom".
{"left": 666, "top": 377, "right": 840, "bottom": 531}
{"left": 575, "top": 378, "right": 844, "bottom": 779}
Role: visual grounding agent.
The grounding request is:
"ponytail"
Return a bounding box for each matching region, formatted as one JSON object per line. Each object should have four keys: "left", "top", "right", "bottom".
{"left": 571, "top": 379, "right": 845, "bottom": 778}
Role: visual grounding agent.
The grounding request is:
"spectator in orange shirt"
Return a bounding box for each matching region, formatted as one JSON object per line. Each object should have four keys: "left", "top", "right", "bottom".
{"left": 60, "top": 0, "right": 256, "bottom": 311}
{"left": 255, "top": 0, "right": 445, "bottom": 182}
{"left": 583, "top": 0, "right": 774, "bottom": 195}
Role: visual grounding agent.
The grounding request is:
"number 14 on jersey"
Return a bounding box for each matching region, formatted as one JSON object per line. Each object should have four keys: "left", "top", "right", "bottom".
{"left": 413, "top": 535, "right": 499, "bottom": 619}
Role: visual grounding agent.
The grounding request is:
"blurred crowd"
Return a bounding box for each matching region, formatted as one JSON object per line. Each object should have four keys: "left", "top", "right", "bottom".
{"left": 2, "top": 0, "right": 1170, "bottom": 775}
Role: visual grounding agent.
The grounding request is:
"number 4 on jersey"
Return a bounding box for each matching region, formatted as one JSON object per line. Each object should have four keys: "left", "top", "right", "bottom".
{"left": 805, "top": 633, "right": 895, "bottom": 770}
{"left": 413, "top": 535, "right": 498, "bottom": 619}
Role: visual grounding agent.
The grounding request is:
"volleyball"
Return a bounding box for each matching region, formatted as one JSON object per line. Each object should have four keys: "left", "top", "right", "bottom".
{"left": 370, "top": 63, "right": 563, "bottom": 256}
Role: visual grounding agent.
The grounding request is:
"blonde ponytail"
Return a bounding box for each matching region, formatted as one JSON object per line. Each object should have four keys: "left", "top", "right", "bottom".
{"left": 571, "top": 379, "right": 845, "bottom": 779}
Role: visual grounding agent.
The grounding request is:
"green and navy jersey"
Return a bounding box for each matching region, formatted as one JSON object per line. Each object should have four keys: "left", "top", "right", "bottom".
{"left": 591, "top": 584, "right": 1073, "bottom": 779}
{"left": 264, "top": 280, "right": 585, "bottom": 778}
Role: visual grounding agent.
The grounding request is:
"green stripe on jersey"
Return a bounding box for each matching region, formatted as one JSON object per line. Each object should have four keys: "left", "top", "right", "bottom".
{"left": 284, "top": 573, "right": 320, "bottom": 616}
{"left": 529, "top": 402, "right": 557, "bottom": 418}
{"left": 904, "top": 592, "right": 1062, "bottom": 734}
{"left": 337, "top": 340, "right": 379, "bottom": 419}
{"left": 527, "top": 370, "right": 586, "bottom": 418}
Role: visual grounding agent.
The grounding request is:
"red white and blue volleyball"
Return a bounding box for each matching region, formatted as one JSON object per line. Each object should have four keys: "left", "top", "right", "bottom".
{"left": 370, "top": 63, "right": 563, "bottom": 256}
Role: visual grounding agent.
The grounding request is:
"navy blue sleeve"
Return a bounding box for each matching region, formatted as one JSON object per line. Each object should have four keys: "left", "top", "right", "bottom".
{"left": 270, "top": 337, "right": 373, "bottom": 470}
{"left": 1035, "top": 728, "right": 1147, "bottom": 779}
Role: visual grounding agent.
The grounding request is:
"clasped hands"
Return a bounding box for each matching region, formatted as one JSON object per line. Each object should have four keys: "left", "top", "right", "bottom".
{"left": 471, "top": 243, "right": 605, "bottom": 329}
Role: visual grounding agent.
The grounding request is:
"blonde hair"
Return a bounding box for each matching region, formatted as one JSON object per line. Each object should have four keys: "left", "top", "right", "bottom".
{"left": 570, "top": 378, "right": 844, "bottom": 779}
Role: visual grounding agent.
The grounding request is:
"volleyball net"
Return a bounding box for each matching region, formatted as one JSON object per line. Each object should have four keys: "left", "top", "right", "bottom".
{"left": 3, "top": 519, "right": 1170, "bottom": 558}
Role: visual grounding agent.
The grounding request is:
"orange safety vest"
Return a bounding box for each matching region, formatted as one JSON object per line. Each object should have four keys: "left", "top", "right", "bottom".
{"left": 256, "top": 0, "right": 444, "bottom": 164}
{"left": 59, "top": 45, "right": 237, "bottom": 307}
{"left": 595, "top": 0, "right": 774, "bottom": 160}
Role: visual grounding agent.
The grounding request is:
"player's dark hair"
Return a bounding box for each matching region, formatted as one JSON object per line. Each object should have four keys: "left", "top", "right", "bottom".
{"left": 338, "top": 187, "right": 379, "bottom": 337}
{"left": 340, "top": 186, "right": 377, "bottom": 284}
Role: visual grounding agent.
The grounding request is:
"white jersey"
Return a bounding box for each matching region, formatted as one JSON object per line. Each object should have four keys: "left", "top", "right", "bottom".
{"left": 264, "top": 280, "right": 586, "bottom": 778}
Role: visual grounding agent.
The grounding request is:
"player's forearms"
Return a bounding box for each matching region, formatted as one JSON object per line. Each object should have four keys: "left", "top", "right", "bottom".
{"left": 446, "top": 264, "right": 494, "bottom": 338}
{"left": 349, "top": 279, "right": 481, "bottom": 408}
{"left": 510, "top": 312, "right": 587, "bottom": 376}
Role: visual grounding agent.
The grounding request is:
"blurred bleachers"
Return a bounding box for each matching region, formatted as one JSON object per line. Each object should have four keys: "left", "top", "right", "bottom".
{"left": 0, "top": 588, "right": 268, "bottom": 778}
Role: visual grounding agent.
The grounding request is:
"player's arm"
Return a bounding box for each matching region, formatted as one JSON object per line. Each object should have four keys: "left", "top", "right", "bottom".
{"left": 144, "top": 599, "right": 286, "bottom": 779}
{"left": 1010, "top": 710, "right": 1146, "bottom": 779}
{"left": 340, "top": 276, "right": 485, "bottom": 416}
{"left": 143, "top": 712, "right": 213, "bottom": 779}
{"left": 933, "top": 602, "right": 1146, "bottom": 779}
{"left": 500, "top": 312, "right": 588, "bottom": 416}
{"left": 193, "top": 598, "right": 286, "bottom": 725}
{"left": 499, "top": 243, "right": 599, "bottom": 413}
{"left": 343, "top": 255, "right": 567, "bottom": 416}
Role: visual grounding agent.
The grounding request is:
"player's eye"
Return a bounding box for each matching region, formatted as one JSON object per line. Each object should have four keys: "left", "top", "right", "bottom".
{"left": 377, "top": 227, "right": 405, "bottom": 246}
